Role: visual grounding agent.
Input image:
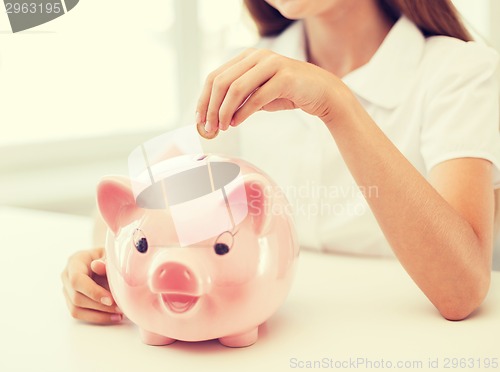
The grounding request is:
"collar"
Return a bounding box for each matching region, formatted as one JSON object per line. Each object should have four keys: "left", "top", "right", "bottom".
{"left": 263, "top": 16, "right": 425, "bottom": 109}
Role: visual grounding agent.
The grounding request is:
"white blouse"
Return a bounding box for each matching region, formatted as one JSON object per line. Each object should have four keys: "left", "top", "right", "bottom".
{"left": 206, "top": 16, "right": 500, "bottom": 256}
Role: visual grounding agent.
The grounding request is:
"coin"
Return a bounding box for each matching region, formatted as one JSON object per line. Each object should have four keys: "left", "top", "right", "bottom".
{"left": 196, "top": 122, "right": 219, "bottom": 139}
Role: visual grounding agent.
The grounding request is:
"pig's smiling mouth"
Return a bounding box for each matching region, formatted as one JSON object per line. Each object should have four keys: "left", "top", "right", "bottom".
{"left": 161, "top": 293, "right": 199, "bottom": 314}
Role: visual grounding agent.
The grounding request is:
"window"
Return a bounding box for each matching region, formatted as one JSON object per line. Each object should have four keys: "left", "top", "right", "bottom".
{"left": 0, "top": 0, "right": 256, "bottom": 146}
{"left": 197, "top": 0, "right": 257, "bottom": 79}
{"left": 0, "top": 0, "right": 257, "bottom": 215}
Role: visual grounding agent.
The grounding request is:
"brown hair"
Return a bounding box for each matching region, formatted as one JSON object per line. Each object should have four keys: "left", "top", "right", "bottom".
{"left": 243, "top": 0, "right": 472, "bottom": 41}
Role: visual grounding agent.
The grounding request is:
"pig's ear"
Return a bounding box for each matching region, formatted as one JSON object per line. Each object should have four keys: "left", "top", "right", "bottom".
{"left": 97, "top": 176, "right": 139, "bottom": 234}
{"left": 242, "top": 174, "right": 273, "bottom": 236}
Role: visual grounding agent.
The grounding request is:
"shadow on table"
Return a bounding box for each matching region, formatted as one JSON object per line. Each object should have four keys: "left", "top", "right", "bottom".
{"left": 150, "top": 316, "right": 289, "bottom": 353}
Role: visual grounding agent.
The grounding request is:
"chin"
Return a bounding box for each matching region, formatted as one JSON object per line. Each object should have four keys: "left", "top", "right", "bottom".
{"left": 269, "top": 0, "right": 312, "bottom": 19}
{"left": 267, "top": 0, "right": 346, "bottom": 20}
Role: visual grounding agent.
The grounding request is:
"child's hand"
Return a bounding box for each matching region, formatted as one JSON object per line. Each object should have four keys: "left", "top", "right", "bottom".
{"left": 61, "top": 248, "right": 123, "bottom": 324}
{"left": 195, "top": 48, "right": 348, "bottom": 133}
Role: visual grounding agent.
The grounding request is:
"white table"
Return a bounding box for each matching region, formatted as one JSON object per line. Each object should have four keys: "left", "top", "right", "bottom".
{"left": 0, "top": 207, "right": 498, "bottom": 372}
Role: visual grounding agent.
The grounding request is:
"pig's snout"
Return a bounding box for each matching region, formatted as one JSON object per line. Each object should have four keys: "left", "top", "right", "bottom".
{"left": 150, "top": 262, "right": 200, "bottom": 295}
{"left": 150, "top": 262, "right": 205, "bottom": 315}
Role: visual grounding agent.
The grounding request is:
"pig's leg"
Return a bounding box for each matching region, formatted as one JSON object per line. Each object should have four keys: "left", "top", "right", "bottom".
{"left": 218, "top": 327, "right": 258, "bottom": 347}
{"left": 140, "top": 329, "right": 176, "bottom": 346}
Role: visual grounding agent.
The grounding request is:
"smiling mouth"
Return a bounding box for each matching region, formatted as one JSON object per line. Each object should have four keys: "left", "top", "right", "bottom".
{"left": 161, "top": 293, "right": 199, "bottom": 314}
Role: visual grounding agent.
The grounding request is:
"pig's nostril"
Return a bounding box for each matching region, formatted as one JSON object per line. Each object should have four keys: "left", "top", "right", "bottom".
{"left": 158, "top": 268, "right": 189, "bottom": 280}
{"left": 152, "top": 264, "right": 198, "bottom": 294}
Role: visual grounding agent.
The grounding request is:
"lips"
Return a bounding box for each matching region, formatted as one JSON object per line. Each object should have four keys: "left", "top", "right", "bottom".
{"left": 161, "top": 293, "right": 199, "bottom": 314}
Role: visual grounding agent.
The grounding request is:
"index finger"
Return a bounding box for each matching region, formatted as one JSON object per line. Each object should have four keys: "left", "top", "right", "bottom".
{"left": 196, "top": 48, "right": 256, "bottom": 126}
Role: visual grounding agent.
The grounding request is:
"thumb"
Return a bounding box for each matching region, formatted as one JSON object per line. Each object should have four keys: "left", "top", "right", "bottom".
{"left": 91, "top": 258, "right": 107, "bottom": 276}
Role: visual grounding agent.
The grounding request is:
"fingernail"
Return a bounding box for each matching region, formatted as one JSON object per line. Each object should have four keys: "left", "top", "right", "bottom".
{"left": 111, "top": 314, "right": 122, "bottom": 322}
{"left": 205, "top": 121, "right": 212, "bottom": 133}
{"left": 101, "top": 297, "right": 112, "bottom": 306}
{"left": 219, "top": 122, "right": 226, "bottom": 131}
{"left": 195, "top": 111, "right": 201, "bottom": 124}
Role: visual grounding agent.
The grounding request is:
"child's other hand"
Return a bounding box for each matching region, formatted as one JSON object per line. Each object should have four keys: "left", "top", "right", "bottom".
{"left": 61, "top": 248, "right": 123, "bottom": 324}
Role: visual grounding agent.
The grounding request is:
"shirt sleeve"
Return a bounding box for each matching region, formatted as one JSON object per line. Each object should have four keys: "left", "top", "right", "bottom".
{"left": 420, "top": 39, "right": 500, "bottom": 188}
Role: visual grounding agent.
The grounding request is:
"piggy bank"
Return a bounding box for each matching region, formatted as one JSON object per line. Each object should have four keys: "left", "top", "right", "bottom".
{"left": 97, "top": 154, "right": 299, "bottom": 347}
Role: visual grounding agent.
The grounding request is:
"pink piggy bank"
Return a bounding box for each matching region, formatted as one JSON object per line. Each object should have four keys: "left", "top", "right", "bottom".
{"left": 97, "top": 154, "right": 299, "bottom": 347}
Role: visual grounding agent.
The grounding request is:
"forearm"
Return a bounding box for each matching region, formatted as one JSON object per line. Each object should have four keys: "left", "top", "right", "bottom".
{"left": 324, "top": 92, "right": 492, "bottom": 320}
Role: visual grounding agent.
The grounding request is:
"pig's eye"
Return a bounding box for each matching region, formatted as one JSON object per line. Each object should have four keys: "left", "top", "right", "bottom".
{"left": 133, "top": 229, "right": 148, "bottom": 254}
{"left": 214, "top": 243, "right": 229, "bottom": 255}
{"left": 213, "top": 231, "right": 234, "bottom": 256}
